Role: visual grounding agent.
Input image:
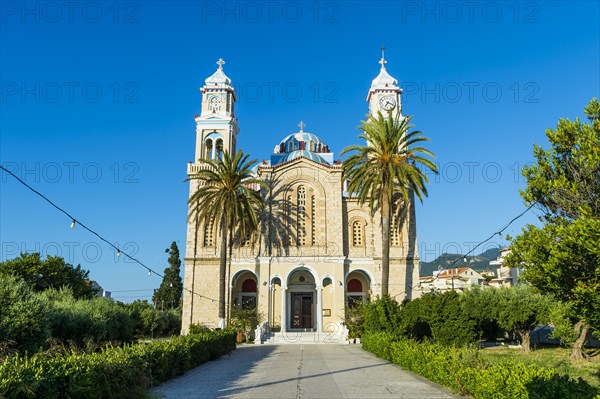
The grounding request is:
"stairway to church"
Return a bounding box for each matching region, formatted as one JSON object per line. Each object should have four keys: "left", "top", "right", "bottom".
{"left": 261, "top": 330, "right": 349, "bottom": 345}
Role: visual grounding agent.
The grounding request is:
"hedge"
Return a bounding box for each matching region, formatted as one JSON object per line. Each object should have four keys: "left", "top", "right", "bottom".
{"left": 0, "top": 329, "right": 236, "bottom": 399}
{"left": 362, "top": 332, "right": 599, "bottom": 399}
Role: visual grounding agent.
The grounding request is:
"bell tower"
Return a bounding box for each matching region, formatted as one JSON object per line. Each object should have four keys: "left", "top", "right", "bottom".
{"left": 367, "top": 47, "right": 402, "bottom": 119}
{"left": 194, "top": 58, "right": 239, "bottom": 162}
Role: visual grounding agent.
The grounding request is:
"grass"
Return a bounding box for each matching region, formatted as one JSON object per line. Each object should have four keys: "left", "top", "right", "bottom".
{"left": 480, "top": 346, "right": 600, "bottom": 389}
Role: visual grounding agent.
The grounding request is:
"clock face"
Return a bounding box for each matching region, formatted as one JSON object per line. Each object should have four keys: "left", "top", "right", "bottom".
{"left": 379, "top": 95, "right": 396, "bottom": 111}
{"left": 209, "top": 96, "right": 222, "bottom": 110}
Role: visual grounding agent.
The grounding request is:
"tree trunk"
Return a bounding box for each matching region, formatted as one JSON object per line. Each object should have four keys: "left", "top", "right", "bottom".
{"left": 381, "top": 195, "right": 391, "bottom": 297}
{"left": 218, "top": 216, "right": 228, "bottom": 321}
{"left": 571, "top": 320, "right": 590, "bottom": 360}
{"left": 519, "top": 330, "right": 531, "bottom": 353}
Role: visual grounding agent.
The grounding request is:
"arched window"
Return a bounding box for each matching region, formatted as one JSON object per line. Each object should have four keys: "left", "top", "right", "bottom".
{"left": 242, "top": 279, "right": 257, "bottom": 292}
{"left": 240, "top": 278, "right": 257, "bottom": 310}
{"left": 297, "top": 186, "right": 306, "bottom": 246}
{"left": 347, "top": 278, "right": 365, "bottom": 308}
{"left": 347, "top": 279, "right": 363, "bottom": 292}
{"left": 205, "top": 139, "right": 213, "bottom": 160}
{"left": 352, "top": 221, "right": 363, "bottom": 247}
{"left": 287, "top": 141, "right": 294, "bottom": 152}
{"left": 216, "top": 139, "right": 224, "bottom": 158}
{"left": 310, "top": 141, "right": 316, "bottom": 151}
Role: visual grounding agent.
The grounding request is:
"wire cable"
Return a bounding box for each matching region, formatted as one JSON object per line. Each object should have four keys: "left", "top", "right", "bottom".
{"left": 1, "top": 164, "right": 217, "bottom": 303}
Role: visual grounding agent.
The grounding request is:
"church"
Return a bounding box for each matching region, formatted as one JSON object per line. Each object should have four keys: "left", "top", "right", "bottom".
{"left": 181, "top": 54, "right": 420, "bottom": 338}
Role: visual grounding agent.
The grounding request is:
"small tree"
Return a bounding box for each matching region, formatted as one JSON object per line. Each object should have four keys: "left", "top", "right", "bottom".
{"left": 506, "top": 98, "right": 600, "bottom": 359}
{"left": 344, "top": 302, "right": 366, "bottom": 340}
{"left": 0, "top": 253, "right": 97, "bottom": 299}
{"left": 230, "top": 307, "right": 262, "bottom": 342}
{"left": 152, "top": 242, "right": 183, "bottom": 310}
{"left": 494, "top": 285, "right": 553, "bottom": 353}
{"left": 461, "top": 287, "right": 501, "bottom": 341}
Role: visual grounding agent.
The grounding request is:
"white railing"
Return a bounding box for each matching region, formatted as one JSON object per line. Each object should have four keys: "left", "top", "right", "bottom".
{"left": 187, "top": 163, "right": 210, "bottom": 175}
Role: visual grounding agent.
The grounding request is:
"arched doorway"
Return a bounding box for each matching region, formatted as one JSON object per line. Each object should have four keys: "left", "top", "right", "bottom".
{"left": 231, "top": 270, "right": 258, "bottom": 311}
{"left": 286, "top": 268, "right": 316, "bottom": 330}
{"left": 346, "top": 270, "right": 371, "bottom": 308}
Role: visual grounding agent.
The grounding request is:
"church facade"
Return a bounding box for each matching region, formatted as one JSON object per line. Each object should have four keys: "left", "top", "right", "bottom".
{"left": 181, "top": 56, "right": 420, "bottom": 337}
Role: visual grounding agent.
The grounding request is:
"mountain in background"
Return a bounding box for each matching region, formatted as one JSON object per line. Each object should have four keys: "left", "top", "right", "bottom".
{"left": 420, "top": 247, "right": 501, "bottom": 277}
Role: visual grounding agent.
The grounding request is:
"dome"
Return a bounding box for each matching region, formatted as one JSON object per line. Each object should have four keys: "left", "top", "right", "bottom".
{"left": 370, "top": 66, "right": 398, "bottom": 89}
{"left": 277, "top": 132, "right": 329, "bottom": 153}
{"left": 270, "top": 123, "right": 333, "bottom": 166}
{"left": 204, "top": 58, "right": 232, "bottom": 86}
{"left": 367, "top": 50, "right": 401, "bottom": 101}
{"left": 282, "top": 150, "right": 328, "bottom": 164}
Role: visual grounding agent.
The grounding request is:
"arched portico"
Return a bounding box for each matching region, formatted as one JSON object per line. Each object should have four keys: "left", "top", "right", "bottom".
{"left": 281, "top": 265, "right": 321, "bottom": 331}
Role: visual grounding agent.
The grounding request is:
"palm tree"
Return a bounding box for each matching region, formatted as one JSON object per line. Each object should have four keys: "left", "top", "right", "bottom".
{"left": 341, "top": 111, "right": 437, "bottom": 296}
{"left": 186, "top": 150, "right": 265, "bottom": 324}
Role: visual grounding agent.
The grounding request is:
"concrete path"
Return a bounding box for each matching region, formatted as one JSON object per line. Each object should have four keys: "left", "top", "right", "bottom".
{"left": 151, "top": 344, "right": 461, "bottom": 398}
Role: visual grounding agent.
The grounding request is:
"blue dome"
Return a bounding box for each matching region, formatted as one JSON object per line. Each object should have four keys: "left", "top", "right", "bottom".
{"left": 282, "top": 150, "right": 328, "bottom": 164}
{"left": 271, "top": 126, "right": 333, "bottom": 166}
{"left": 275, "top": 132, "right": 330, "bottom": 154}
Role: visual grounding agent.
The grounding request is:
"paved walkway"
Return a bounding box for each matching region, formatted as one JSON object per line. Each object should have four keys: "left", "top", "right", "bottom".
{"left": 152, "top": 344, "right": 461, "bottom": 398}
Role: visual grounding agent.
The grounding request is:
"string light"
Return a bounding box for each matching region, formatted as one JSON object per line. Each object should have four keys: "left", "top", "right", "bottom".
{"left": 0, "top": 164, "right": 218, "bottom": 304}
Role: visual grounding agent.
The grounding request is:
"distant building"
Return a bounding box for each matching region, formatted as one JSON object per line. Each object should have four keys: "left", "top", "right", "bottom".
{"left": 480, "top": 270, "right": 496, "bottom": 278}
{"left": 488, "top": 248, "right": 522, "bottom": 288}
{"left": 419, "top": 267, "right": 485, "bottom": 293}
{"left": 88, "top": 280, "right": 112, "bottom": 299}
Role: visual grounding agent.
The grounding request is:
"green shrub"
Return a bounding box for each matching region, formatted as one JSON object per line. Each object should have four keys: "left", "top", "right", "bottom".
{"left": 0, "top": 329, "right": 236, "bottom": 399}
{"left": 0, "top": 276, "right": 51, "bottom": 354}
{"left": 401, "top": 291, "right": 478, "bottom": 346}
{"left": 43, "top": 288, "right": 134, "bottom": 347}
{"left": 362, "top": 333, "right": 598, "bottom": 399}
{"left": 362, "top": 295, "right": 402, "bottom": 335}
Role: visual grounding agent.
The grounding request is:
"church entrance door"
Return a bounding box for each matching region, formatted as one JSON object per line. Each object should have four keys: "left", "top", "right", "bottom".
{"left": 290, "top": 292, "right": 313, "bottom": 329}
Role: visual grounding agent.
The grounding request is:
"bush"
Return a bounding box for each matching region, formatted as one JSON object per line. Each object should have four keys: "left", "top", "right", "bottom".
{"left": 362, "top": 295, "right": 402, "bottom": 336}
{"left": 0, "top": 276, "right": 51, "bottom": 354}
{"left": 362, "top": 333, "right": 598, "bottom": 399}
{"left": 0, "top": 329, "right": 236, "bottom": 399}
{"left": 401, "top": 291, "right": 478, "bottom": 346}
{"left": 43, "top": 288, "right": 134, "bottom": 347}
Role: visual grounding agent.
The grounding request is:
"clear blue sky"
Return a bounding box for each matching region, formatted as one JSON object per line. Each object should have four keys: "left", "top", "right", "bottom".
{"left": 1, "top": 1, "right": 599, "bottom": 302}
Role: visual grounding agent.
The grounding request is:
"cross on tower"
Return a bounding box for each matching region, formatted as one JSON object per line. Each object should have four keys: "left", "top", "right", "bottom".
{"left": 216, "top": 58, "right": 225, "bottom": 70}
{"left": 298, "top": 121, "right": 306, "bottom": 132}
{"left": 379, "top": 45, "right": 387, "bottom": 68}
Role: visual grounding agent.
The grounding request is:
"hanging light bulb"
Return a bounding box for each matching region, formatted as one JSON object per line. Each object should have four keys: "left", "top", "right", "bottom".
{"left": 148, "top": 270, "right": 152, "bottom": 277}
{"left": 117, "top": 249, "right": 121, "bottom": 257}
{"left": 70, "top": 220, "right": 76, "bottom": 229}
{"left": 463, "top": 257, "right": 467, "bottom": 262}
